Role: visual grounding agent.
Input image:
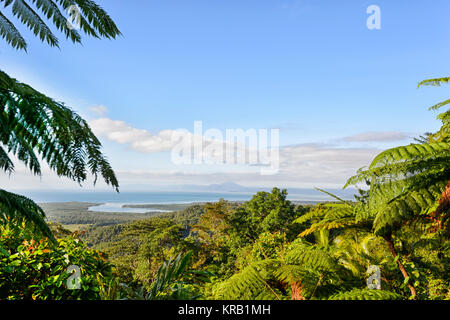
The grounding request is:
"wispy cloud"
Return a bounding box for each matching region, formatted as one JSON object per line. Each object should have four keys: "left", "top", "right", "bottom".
{"left": 89, "top": 105, "right": 108, "bottom": 117}
{"left": 89, "top": 118, "right": 268, "bottom": 164}
{"left": 1, "top": 138, "right": 380, "bottom": 191}
{"left": 341, "top": 131, "right": 410, "bottom": 143}
{"left": 90, "top": 118, "right": 181, "bottom": 153}
{"left": 2, "top": 115, "right": 385, "bottom": 191}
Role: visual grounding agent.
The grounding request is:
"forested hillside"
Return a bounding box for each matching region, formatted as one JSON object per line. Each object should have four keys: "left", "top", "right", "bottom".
{"left": 1, "top": 77, "right": 449, "bottom": 300}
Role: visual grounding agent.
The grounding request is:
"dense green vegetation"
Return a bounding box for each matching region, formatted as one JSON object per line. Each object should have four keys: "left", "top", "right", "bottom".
{"left": 2, "top": 76, "right": 447, "bottom": 300}
{"left": 0, "top": 222, "right": 116, "bottom": 300}
{"left": 78, "top": 186, "right": 448, "bottom": 300}
{"left": 0, "top": 1, "right": 448, "bottom": 300}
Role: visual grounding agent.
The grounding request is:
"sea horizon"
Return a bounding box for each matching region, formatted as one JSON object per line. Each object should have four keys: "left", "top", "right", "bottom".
{"left": 16, "top": 189, "right": 353, "bottom": 204}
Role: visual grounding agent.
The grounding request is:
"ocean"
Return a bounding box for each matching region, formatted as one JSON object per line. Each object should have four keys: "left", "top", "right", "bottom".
{"left": 22, "top": 190, "right": 256, "bottom": 204}
{"left": 15, "top": 190, "right": 349, "bottom": 213}
{"left": 18, "top": 189, "right": 351, "bottom": 204}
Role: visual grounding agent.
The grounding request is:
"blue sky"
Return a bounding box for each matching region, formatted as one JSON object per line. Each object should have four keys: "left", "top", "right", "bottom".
{"left": 1, "top": 0, "right": 450, "bottom": 191}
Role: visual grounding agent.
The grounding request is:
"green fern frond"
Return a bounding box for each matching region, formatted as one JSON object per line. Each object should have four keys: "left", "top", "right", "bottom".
{"left": 418, "top": 77, "right": 450, "bottom": 88}
{"left": 285, "top": 242, "right": 338, "bottom": 272}
{"left": 294, "top": 205, "right": 328, "bottom": 225}
{"left": 0, "top": 9, "right": 27, "bottom": 50}
{"left": 0, "top": 70, "right": 119, "bottom": 191}
{"left": 428, "top": 99, "right": 450, "bottom": 111}
{"left": 372, "top": 185, "right": 444, "bottom": 235}
{"left": 0, "top": 146, "right": 14, "bottom": 173}
{"left": 299, "top": 217, "right": 361, "bottom": 237}
{"left": 328, "top": 288, "right": 404, "bottom": 300}
{"left": 31, "top": 0, "right": 82, "bottom": 43}
{"left": 274, "top": 264, "right": 320, "bottom": 295}
{"left": 12, "top": 0, "right": 59, "bottom": 47}
{"left": 314, "top": 187, "right": 350, "bottom": 203}
{"left": 216, "top": 260, "right": 281, "bottom": 300}
{"left": 0, "top": 70, "right": 119, "bottom": 236}
{"left": 0, "top": 189, "right": 54, "bottom": 241}
{"left": 0, "top": 0, "right": 120, "bottom": 50}
{"left": 370, "top": 143, "right": 449, "bottom": 169}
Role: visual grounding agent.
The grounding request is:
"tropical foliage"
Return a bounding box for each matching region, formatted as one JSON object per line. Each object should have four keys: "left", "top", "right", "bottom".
{"left": 0, "top": 71, "right": 119, "bottom": 239}
{"left": 0, "top": 221, "right": 116, "bottom": 300}
{"left": 0, "top": 0, "right": 121, "bottom": 51}
{"left": 1, "top": 10, "right": 449, "bottom": 299}
{"left": 1, "top": 0, "right": 120, "bottom": 239}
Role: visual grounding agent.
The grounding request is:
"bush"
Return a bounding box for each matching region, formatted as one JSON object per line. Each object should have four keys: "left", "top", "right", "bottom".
{"left": 0, "top": 223, "right": 117, "bottom": 300}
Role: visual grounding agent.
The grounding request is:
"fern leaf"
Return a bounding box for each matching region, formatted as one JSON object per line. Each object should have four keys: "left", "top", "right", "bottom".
{"left": 328, "top": 288, "right": 404, "bottom": 300}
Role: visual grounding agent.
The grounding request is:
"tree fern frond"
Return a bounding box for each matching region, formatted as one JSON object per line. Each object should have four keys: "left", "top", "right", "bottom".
{"left": 55, "top": 0, "right": 121, "bottom": 39}
{"left": 328, "top": 288, "right": 404, "bottom": 300}
{"left": 0, "top": 189, "right": 54, "bottom": 240}
{"left": 369, "top": 143, "right": 450, "bottom": 170}
{"left": 0, "top": 0, "right": 120, "bottom": 50}
{"left": 294, "top": 205, "right": 327, "bottom": 225}
{"left": 11, "top": 0, "right": 59, "bottom": 47}
{"left": 0, "top": 9, "right": 27, "bottom": 50}
{"left": 0, "top": 145, "right": 14, "bottom": 173}
{"left": 428, "top": 99, "right": 450, "bottom": 111}
{"left": 344, "top": 167, "right": 369, "bottom": 189}
{"left": 315, "top": 187, "right": 350, "bottom": 203}
{"left": 418, "top": 77, "right": 450, "bottom": 88}
{"left": 372, "top": 185, "right": 445, "bottom": 235}
{"left": 294, "top": 200, "right": 353, "bottom": 226}
{"left": 274, "top": 264, "right": 320, "bottom": 298}
{"left": 30, "top": 0, "right": 82, "bottom": 43}
{"left": 217, "top": 260, "right": 281, "bottom": 300}
{"left": 299, "top": 217, "right": 361, "bottom": 237}
{"left": 285, "top": 242, "right": 338, "bottom": 272}
{"left": 0, "top": 70, "right": 119, "bottom": 191}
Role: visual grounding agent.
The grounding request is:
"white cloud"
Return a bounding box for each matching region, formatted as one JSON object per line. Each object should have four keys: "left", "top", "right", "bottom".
{"left": 1, "top": 117, "right": 384, "bottom": 191}
{"left": 89, "top": 118, "right": 256, "bottom": 161}
{"left": 86, "top": 117, "right": 381, "bottom": 187}
{"left": 89, "top": 105, "right": 108, "bottom": 116}
{"left": 278, "top": 144, "right": 380, "bottom": 185}
{"left": 89, "top": 118, "right": 182, "bottom": 153}
{"left": 1, "top": 142, "right": 380, "bottom": 190}
{"left": 106, "top": 143, "right": 379, "bottom": 188}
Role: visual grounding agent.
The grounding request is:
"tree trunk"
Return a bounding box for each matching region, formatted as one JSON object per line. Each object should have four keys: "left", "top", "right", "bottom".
{"left": 383, "top": 233, "right": 417, "bottom": 299}
{"left": 433, "top": 180, "right": 450, "bottom": 236}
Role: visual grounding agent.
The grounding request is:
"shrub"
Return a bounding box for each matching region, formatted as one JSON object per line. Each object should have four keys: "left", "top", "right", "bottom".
{"left": 0, "top": 223, "right": 117, "bottom": 300}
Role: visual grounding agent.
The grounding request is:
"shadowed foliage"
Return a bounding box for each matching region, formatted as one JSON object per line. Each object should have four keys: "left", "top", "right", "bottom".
{"left": 0, "top": 70, "right": 119, "bottom": 239}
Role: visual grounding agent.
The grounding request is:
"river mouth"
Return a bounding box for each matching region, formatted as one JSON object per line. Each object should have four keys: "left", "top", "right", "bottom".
{"left": 88, "top": 203, "right": 173, "bottom": 214}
